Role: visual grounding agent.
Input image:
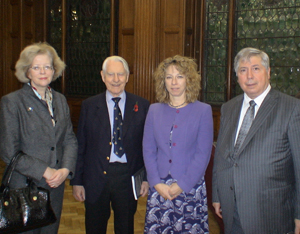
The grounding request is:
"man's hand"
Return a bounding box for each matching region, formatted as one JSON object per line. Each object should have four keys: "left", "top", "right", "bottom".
{"left": 154, "top": 183, "right": 172, "bottom": 200}
{"left": 140, "top": 181, "right": 149, "bottom": 197}
{"left": 295, "top": 219, "right": 300, "bottom": 234}
{"left": 213, "top": 202, "right": 223, "bottom": 218}
{"left": 73, "top": 185, "right": 86, "bottom": 202}
{"left": 169, "top": 182, "right": 183, "bottom": 200}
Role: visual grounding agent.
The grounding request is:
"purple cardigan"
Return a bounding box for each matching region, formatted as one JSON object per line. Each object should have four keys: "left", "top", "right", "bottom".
{"left": 143, "top": 101, "right": 213, "bottom": 193}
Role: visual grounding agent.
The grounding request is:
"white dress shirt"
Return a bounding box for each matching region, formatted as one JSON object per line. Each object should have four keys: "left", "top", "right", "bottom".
{"left": 235, "top": 84, "right": 271, "bottom": 143}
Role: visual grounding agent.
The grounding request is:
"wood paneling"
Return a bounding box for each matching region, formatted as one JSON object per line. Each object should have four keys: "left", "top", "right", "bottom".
{"left": 212, "top": 106, "right": 221, "bottom": 142}
{"left": 118, "top": 0, "right": 135, "bottom": 94}
{"left": 134, "top": 0, "right": 158, "bottom": 102}
{"left": 0, "top": 0, "right": 46, "bottom": 98}
{"left": 0, "top": 0, "right": 222, "bottom": 140}
{"left": 159, "top": 0, "right": 184, "bottom": 60}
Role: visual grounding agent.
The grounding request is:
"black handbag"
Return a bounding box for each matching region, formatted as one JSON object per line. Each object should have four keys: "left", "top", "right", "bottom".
{"left": 0, "top": 152, "right": 57, "bottom": 233}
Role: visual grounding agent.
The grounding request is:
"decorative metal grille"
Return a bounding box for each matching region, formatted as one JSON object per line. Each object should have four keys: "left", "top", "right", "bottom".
{"left": 204, "top": 0, "right": 229, "bottom": 104}
{"left": 48, "top": 1, "right": 63, "bottom": 92}
{"left": 235, "top": 0, "right": 300, "bottom": 97}
{"left": 48, "top": 0, "right": 110, "bottom": 96}
{"left": 204, "top": 0, "right": 300, "bottom": 104}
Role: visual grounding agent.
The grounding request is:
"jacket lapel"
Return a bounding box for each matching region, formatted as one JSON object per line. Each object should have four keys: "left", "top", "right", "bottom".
{"left": 227, "top": 97, "right": 243, "bottom": 157}
{"left": 96, "top": 94, "right": 111, "bottom": 138}
{"left": 123, "top": 92, "right": 135, "bottom": 137}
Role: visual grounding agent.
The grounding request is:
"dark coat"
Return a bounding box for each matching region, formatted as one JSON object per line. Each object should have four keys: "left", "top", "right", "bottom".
{"left": 70, "top": 91, "right": 149, "bottom": 203}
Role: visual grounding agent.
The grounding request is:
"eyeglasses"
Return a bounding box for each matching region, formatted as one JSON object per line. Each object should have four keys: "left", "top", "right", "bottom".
{"left": 30, "top": 66, "right": 54, "bottom": 72}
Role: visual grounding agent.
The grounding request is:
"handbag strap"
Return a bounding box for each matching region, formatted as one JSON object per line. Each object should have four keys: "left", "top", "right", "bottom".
{"left": 1, "top": 151, "right": 26, "bottom": 188}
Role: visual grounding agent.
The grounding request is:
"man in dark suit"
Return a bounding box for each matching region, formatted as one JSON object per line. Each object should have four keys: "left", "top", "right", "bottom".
{"left": 212, "top": 47, "right": 300, "bottom": 234}
{"left": 71, "top": 56, "right": 150, "bottom": 234}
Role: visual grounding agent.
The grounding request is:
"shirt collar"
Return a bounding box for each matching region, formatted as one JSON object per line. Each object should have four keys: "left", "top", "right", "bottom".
{"left": 106, "top": 90, "right": 126, "bottom": 104}
{"left": 243, "top": 84, "right": 271, "bottom": 108}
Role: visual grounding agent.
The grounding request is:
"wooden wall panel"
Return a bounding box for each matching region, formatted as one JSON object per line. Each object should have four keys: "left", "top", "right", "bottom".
{"left": 159, "top": 0, "right": 184, "bottom": 61}
{"left": 120, "top": 33, "right": 135, "bottom": 68}
{"left": 0, "top": 0, "right": 7, "bottom": 98}
{"left": 0, "top": 0, "right": 46, "bottom": 99}
{"left": 134, "top": 0, "right": 158, "bottom": 102}
{"left": 163, "top": 0, "right": 182, "bottom": 28}
{"left": 8, "top": 1, "right": 23, "bottom": 95}
{"left": 184, "top": 0, "right": 195, "bottom": 57}
{"left": 163, "top": 33, "right": 182, "bottom": 58}
{"left": 23, "top": 1, "right": 34, "bottom": 44}
{"left": 118, "top": 0, "right": 135, "bottom": 94}
{"left": 212, "top": 106, "right": 221, "bottom": 142}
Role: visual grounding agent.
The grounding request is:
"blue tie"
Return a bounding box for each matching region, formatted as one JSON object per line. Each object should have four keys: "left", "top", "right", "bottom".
{"left": 233, "top": 100, "right": 256, "bottom": 157}
{"left": 112, "top": 97, "right": 125, "bottom": 157}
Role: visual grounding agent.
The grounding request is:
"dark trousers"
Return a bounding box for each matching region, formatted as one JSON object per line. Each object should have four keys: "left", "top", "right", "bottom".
{"left": 84, "top": 163, "right": 137, "bottom": 234}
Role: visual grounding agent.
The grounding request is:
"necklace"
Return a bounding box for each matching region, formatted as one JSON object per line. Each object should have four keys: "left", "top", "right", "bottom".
{"left": 168, "top": 101, "right": 186, "bottom": 109}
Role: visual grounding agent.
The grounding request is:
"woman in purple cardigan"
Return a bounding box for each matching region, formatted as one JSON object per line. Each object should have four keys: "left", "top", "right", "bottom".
{"left": 143, "top": 55, "right": 213, "bottom": 233}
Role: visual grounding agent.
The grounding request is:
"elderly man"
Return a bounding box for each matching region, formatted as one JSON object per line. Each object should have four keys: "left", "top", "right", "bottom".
{"left": 71, "top": 56, "right": 150, "bottom": 234}
{"left": 212, "top": 47, "right": 300, "bottom": 234}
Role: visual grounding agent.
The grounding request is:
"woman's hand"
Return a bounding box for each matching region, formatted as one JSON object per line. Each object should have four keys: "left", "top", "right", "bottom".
{"left": 169, "top": 182, "right": 183, "bottom": 200}
{"left": 44, "top": 167, "right": 70, "bottom": 188}
{"left": 43, "top": 167, "right": 56, "bottom": 181}
{"left": 154, "top": 183, "right": 172, "bottom": 200}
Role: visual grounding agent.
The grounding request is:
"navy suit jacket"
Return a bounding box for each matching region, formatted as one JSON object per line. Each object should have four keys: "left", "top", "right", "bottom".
{"left": 71, "top": 91, "right": 149, "bottom": 203}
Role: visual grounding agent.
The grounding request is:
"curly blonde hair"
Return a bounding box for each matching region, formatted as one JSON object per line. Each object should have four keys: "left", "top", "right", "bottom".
{"left": 15, "top": 42, "right": 66, "bottom": 83}
{"left": 155, "top": 55, "right": 201, "bottom": 103}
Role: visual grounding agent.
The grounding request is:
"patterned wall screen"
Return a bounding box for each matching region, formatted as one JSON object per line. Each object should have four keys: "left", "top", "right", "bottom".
{"left": 235, "top": 0, "right": 300, "bottom": 97}
{"left": 48, "top": 1, "right": 63, "bottom": 92}
{"left": 204, "top": 0, "right": 229, "bottom": 104}
{"left": 48, "top": 0, "right": 111, "bottom": 96}
{"left": 204, "top": 0, "right": 300, "bottom": 104}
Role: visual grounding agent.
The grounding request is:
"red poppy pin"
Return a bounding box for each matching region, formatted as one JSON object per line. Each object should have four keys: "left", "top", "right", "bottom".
{"left": 133, "top": 102, "right": 138, "bottom": 112}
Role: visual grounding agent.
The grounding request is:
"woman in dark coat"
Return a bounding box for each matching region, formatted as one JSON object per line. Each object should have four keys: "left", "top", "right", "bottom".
{"left": 0, "top": 42, "right": 78, "bottom": 233}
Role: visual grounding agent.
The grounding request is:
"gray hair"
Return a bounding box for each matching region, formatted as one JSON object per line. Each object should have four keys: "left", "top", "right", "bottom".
{"left": 234, "top": 47, "right": 270, "bottom": 73}
{"left": 102, "top": 56, "right": 130, "bottom": 75}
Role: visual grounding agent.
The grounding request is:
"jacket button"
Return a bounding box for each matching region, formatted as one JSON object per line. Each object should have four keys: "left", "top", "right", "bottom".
{"left": 103, "top": 171, "right": 107, "bottom": 175}
{"left": 169, "top": 160, "right": 172, "bottom": 163}
{"left": 106, "top": 157, "right": 110, "bottom": 160}
{"left": 51, "top": 147, "right": 55, "bottom": 151}
{"left": 234, "top": 163, "right": 238, "bottom": 167}
{"left": 56, "top": 160, "right": 59, "bottom": 164}
{"left": 109, "top": 142, "right": 112, "bottom": 145}
{"left": 230, "top": 186, "right": 233, "bottom": 190}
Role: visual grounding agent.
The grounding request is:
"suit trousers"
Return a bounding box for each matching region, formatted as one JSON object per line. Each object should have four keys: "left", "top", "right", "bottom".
{"left": 84, "top": 162, "right": 137, "bottom": 234}
{"left": 231, "top": 202, "right": 245, "bottom": 234}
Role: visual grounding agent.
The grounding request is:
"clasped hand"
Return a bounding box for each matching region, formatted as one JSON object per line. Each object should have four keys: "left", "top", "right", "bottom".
{"left": 154, "top": 182, "right": 183, "bottom": 200}
{"left": 43, "top": 167, "right": 70, "bottom": 188}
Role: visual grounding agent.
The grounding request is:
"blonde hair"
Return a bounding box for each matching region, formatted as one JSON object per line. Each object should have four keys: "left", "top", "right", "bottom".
{"left": 15, "top": 42, "right": 66, "bottom": 83}
{"left": 154, "top": 55, "right": 201, "bottom": 103}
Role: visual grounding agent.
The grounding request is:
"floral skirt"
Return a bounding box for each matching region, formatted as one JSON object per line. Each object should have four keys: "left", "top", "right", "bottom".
{"left": 144, "top": 175, "right": 209, "bottom": 234}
